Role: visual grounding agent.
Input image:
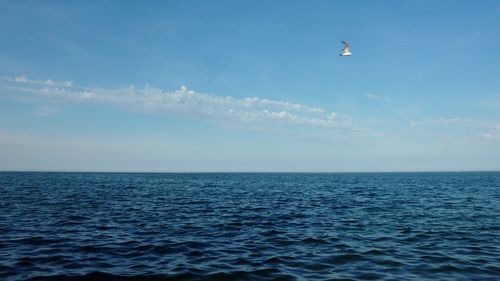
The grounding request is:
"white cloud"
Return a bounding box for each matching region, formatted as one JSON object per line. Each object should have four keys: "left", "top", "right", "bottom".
{"left": 2, "top": 75, "right": 73, "bottom": 87}
{"left": 14, "top": 75, "right": 28, "bottom": 83}
{"left": 2, "top": 75, "right": 369, "bottom": 133}
{"left": 365, "top": 93, "right": 392, "bottom": 102}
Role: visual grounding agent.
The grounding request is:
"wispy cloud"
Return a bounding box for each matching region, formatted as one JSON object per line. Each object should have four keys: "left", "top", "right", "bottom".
{"left": 2, "top": 75, "right": 370, "bottom": 133}
{"left": 1, "top": 75, "right": 73, "bottom": 87}
{"left": 425, "top": 117, "right": 493, "bottom": 129}
{"left": 34, "top": 105, "right": 60, "bottom": 117}
{"left": 365, "top": 93, "right": 392, "bottom": 102}
{"left": 411, "top": 117, "right": 500, "bottom": 142}
{"left": 482, "top": 127, "right": 500, "bottom": 141}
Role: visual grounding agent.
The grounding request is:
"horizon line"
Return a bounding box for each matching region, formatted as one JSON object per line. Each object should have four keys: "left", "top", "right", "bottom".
{"left": 1, "top": 170, "right": 499, "bottom": 174}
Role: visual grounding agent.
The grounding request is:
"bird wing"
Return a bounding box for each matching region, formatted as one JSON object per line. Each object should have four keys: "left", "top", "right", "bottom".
{"left": 341, "top": 41, "right": 350, "bottom": 52}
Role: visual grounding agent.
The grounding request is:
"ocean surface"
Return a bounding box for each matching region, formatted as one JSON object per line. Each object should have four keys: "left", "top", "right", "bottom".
{"left": 0, "top": 172, "right": 499, "bottom": 281}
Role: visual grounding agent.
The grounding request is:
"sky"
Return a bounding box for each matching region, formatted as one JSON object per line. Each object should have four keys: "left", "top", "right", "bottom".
{"left": 0, "top": 0, "right": 499, "bottom": 172}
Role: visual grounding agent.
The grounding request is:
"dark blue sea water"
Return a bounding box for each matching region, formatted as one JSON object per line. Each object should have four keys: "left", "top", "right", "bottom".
{"left": 0, "top": 172, "right": 499, "bottom": 281}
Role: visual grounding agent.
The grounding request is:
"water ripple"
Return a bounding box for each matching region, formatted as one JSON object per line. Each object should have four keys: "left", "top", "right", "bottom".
{"left": 0, "top": 172, "right": 499, "bottom": 280}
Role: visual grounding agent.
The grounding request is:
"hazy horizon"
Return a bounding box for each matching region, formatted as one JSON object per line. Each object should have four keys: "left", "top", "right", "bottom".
{"left": 1, "top": 170, "right": 499, "bottom": 174}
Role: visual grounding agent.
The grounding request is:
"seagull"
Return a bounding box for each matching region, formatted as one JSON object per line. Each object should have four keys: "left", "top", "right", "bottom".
{"left": 340, "top": 41, "right": 352, "bottom": 56}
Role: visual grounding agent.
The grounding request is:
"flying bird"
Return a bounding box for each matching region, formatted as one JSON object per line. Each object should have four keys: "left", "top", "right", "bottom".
{"left": 340, "top": 41, "right": 352, "bottom": 56}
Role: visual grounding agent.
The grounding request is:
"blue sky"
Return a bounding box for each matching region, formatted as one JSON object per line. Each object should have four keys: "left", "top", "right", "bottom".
{"left": 0, "top": 0, "right": 499, "bottom": 172}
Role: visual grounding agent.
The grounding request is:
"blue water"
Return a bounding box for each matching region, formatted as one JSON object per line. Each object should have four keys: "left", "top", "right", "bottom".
{"left": 0, "top": 172, "right": 499, "bottom": 281}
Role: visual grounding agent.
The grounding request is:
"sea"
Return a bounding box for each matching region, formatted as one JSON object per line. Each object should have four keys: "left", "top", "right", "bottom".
{"left": 0, "top": 172, "right": 499, "bottom": 281}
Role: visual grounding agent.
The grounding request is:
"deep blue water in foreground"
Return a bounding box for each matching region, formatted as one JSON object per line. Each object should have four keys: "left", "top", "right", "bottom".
{"left": 0, "top": 172, "right": 499, "bottom": 281}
